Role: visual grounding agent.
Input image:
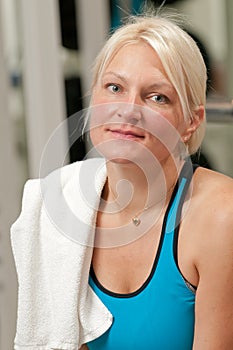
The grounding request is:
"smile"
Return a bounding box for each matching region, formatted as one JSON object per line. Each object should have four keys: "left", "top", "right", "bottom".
{"left": 107, "top": 128, "right": 145, "bottom": 140}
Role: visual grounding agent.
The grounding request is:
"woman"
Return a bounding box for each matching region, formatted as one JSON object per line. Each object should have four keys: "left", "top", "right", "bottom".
{"left": 11, "top": 14, "right": 233, "bottom": 350}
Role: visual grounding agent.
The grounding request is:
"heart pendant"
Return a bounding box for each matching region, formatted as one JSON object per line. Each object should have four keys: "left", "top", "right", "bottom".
{"left": 132, "top": 217, "right": 141, "bottom": 226}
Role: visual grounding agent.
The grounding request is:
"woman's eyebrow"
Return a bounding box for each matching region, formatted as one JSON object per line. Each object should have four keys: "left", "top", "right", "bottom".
{"left": 146, "top": 82, "right": 174, "bottom": 91}
{"left": 102, "top": 71, "right": 128, "bottom": 84}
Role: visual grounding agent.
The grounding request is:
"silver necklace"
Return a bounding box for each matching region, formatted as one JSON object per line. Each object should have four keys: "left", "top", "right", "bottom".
{"left": 108, "top": 184, "right": 176, "bottom": 227}
{"left": 131, "top": 204, "right": 155, "bottom": 226}
{"left": 127, "top": 203, "right": 159, "bottom": 226}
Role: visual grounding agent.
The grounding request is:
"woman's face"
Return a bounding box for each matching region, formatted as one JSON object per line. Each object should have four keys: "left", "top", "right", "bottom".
{"left": 90, "top": 42, "right": 189, "bottom": 165}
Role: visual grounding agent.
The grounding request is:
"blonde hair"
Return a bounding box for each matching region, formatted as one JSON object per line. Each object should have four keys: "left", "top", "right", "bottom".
{"left": 91, "top": 14, "right": 207, "bottom": 154}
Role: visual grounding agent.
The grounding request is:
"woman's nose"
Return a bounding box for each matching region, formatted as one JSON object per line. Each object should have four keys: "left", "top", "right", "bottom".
{"left": 116, "top": 102, "right": 142, "bottom": 124}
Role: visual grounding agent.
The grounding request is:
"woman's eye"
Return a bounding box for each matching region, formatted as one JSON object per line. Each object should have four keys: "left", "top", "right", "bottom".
{"left": 150, "top": 94, "right": 167, "bottom": 103}
{"left": 107, "top": 84, "right": 121, "bottom": 93}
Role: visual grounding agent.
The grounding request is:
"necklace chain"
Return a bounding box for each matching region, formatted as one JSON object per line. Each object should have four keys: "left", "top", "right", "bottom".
{"left": 108, "top": 182, "right": 176, "bottom": 227}
{"left": 127, "top": 200, "right": 161, "bottom": 226}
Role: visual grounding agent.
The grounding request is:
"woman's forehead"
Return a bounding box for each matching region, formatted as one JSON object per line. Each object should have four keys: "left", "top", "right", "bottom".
{"left": 100, "top": 43, "right": 174, "bottom": 89}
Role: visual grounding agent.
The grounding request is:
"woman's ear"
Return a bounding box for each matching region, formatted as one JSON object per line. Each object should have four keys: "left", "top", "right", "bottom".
{"left": 182, "top": 105, "right": 205, "bottom": 143}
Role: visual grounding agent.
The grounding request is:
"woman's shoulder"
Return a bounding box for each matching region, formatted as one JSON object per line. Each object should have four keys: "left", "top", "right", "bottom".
{"left": 192, "top": 165, "right": 233, "bottom": 232}
{"left": 187, "top": 166, "right": 233, "bottom": 279}
{"left": 194, "top": 165, "right": 233, "bottom": 201}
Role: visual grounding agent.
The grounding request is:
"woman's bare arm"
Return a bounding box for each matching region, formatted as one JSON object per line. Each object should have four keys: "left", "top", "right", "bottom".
{"left": 192, "top": 179, "right": 233, "bottom": 349}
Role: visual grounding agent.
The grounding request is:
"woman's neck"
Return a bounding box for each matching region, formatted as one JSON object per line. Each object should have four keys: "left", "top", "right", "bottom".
{"left": 103, "top": 157, "right": 183, "bottom": 214}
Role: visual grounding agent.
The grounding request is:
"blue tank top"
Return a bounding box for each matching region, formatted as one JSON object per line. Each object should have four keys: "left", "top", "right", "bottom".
{"left": 88, "top": 161, "right": 198, "bottom": 350}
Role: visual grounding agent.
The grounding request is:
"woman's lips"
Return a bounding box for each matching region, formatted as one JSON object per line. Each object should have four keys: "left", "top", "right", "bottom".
{"left": 107, "top": 128, "right": 145, "bottom": 140}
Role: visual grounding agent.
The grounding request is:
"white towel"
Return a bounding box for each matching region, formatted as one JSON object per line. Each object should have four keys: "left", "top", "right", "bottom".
{"left": 11, "top": 158, "right": 113, "bottom": 350}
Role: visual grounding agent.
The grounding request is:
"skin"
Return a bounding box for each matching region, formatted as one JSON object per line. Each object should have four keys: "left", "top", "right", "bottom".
{"left": 82, "top": 43, "right": 233, "bottom": 349}
{"left": 90, "top": 44, "right": 195, "bottom": 166}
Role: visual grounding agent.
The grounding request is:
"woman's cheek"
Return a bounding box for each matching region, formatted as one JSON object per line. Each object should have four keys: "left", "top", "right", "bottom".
{"left": 89, "top": 126, "right": 102, "bottom": 147}
{"left": 142, "top": 111, "right": 183, "bottom": 157}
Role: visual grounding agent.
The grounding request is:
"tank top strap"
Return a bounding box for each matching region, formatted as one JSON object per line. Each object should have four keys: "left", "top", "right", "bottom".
{"left": 158, "top": 159, "right": 199, "bottom": 292}
{"left": 164, "top": 159, "right": 199, "bottom": 235}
